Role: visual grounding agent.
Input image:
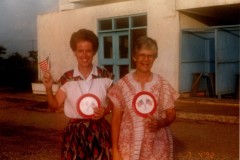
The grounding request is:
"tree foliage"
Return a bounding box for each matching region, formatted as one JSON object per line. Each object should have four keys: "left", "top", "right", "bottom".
{"left": 0, "top": 45, "right": 6, "bottom": 55}
{"left": 0, "top": 47, "right": 38, "bottom": 91}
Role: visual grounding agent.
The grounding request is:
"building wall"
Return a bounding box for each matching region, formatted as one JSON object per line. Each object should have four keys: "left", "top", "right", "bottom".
{"left": 37, "top": 0, "right": 240, "bottom": 91}
{"left": 59, "top": 0, "right": 86, "bottom": 11}
{"left": 176, "top": 0, "right": 240, "bottom": 30}
{"left": 38, "top": 0, "right": 180, "bottom": 89}
{"left": 176, "top": 0, "right": 240, "bottom": 9}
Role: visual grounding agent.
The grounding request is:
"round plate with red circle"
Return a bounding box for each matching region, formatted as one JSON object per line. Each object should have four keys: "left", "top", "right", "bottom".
{"left": 76, "top": 94, "right": 100, "bottom": 118}
{"left": 132, "top": 91, "right": 157, "bottom": 117}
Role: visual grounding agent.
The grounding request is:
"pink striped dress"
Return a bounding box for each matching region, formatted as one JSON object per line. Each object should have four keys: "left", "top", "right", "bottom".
{"left": 108, "top": 73, "right": 179, "bottom": 160}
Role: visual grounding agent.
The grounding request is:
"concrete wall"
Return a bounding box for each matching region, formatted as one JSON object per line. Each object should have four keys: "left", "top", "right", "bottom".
{"left": 176, "top": 0, "right": 240, "bottom": 9}
{"left": 37, "top": 0, "right": 180, "bottom": 89}
{"left": 59, "top": 0, "right": 86, "bottom": 11}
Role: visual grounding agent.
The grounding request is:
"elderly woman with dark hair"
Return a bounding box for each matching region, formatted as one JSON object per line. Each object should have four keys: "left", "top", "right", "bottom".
{"left": 42, "top": 29, "right": 113, "bottom": 160}
{"left": 108, "top": 36, "right": 179, "bottom": 160}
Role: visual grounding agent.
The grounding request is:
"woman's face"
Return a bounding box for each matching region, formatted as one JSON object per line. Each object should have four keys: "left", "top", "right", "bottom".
{"left": 74, "top": 40, "right": 95, "bottom": 68}
{"left": 133, "top": 48, "right": 156, "bottom": 73}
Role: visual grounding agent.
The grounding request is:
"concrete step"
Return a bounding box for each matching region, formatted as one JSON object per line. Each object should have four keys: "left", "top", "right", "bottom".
{"left": 175, "top": 97, "right": 239, "bottom": 124}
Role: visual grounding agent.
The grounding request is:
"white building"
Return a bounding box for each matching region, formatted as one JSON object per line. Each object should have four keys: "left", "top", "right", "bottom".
{"left": 37, "top": 0, "right": 240, "bottom": 98}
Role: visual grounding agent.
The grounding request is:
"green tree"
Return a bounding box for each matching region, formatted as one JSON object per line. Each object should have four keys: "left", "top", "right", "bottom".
{"left": 0, "top": 45, "right": 7, "bottom": 60}
{"left": 28, "top": 50, "right": 37, "bottom": 62}
{"left": 0, "top": 48, "right": 39, "bottom": 91}
{"left": 5, "top": 53, "right": 31, "bottom": 90}
{"left": 28, "top": 50, "right": 38, "bottom": 82}
{"left": 0, "top": 45, "right": 6, "bottom": 55}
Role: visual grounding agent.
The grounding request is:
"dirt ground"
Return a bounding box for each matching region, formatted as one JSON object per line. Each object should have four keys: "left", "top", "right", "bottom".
{"left": 0, "top": 95, "right": 68, "bottom": 160}
{"left": 0, "top": 92, "right": 239, "bottom": 160}
{"left": 0, "top": 123, "right": 62, "bottom": 160}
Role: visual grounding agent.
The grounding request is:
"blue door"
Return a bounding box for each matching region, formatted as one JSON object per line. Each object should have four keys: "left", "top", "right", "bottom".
{"left": 99, "top": 32, "right": 130, "bottom": 81}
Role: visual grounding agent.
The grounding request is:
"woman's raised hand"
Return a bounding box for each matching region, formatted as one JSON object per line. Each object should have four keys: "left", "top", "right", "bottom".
{"left": 42, "top": 71, "right": 54, "bottom": 90}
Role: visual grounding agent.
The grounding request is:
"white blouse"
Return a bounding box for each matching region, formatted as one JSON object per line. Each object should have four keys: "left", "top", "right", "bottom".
{"left": 60, "top": 65, "right": 113, "bottom": 118}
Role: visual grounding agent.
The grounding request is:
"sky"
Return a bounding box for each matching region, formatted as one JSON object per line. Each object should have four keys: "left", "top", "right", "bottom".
{"left": 0, "top": 0, "right": 59, "bottom": 57}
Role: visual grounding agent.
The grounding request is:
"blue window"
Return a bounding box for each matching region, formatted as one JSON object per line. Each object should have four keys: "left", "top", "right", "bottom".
{"left": 98, "top": 14, "right": 147, "bottom": 81}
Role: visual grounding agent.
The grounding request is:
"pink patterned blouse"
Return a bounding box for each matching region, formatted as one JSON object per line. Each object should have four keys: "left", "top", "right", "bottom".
{"left": 108, "top": 73, "right": 179, "bottom": 160}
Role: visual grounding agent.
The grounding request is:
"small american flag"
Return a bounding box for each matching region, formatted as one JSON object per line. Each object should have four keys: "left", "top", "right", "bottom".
{"left": 39, "top": 57, "right": 49, "bottom": 72}
{"left": 137, "top": 99, "right": 144, "bottom": 107}
{"left": 89, "top": 102, "right": 97, "bottom": 108}
{"left": 146, "top": 98, "right": 153, "bottom": 106}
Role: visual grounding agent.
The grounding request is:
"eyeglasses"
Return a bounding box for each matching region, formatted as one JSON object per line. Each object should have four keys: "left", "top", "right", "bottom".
{"left": 136, "top": 54, "right": 156, "bottom": 60}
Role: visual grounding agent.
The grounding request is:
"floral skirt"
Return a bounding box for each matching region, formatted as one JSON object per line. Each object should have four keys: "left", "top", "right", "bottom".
{"left": 61, "top": 118, "right": 112, "bottom": 160}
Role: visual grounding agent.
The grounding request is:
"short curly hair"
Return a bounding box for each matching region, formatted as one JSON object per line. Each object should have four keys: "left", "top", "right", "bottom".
{"left": 133, "top": 36, "right": 158, "bottom": 58}
{"left": 70, "top": 29, "right": 99, "bottom": 53}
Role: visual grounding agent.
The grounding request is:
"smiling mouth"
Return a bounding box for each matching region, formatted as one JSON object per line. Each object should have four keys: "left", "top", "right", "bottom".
{"left": 81, "top": 58, "right": 89, "bottom": 62}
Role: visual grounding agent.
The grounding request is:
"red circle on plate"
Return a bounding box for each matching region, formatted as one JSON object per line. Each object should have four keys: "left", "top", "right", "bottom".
{"left": 76, "top": 93, "right": 101, "bottom": 118}
{"left": 132, "top": 91, "right": 157, "bottom": 118}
